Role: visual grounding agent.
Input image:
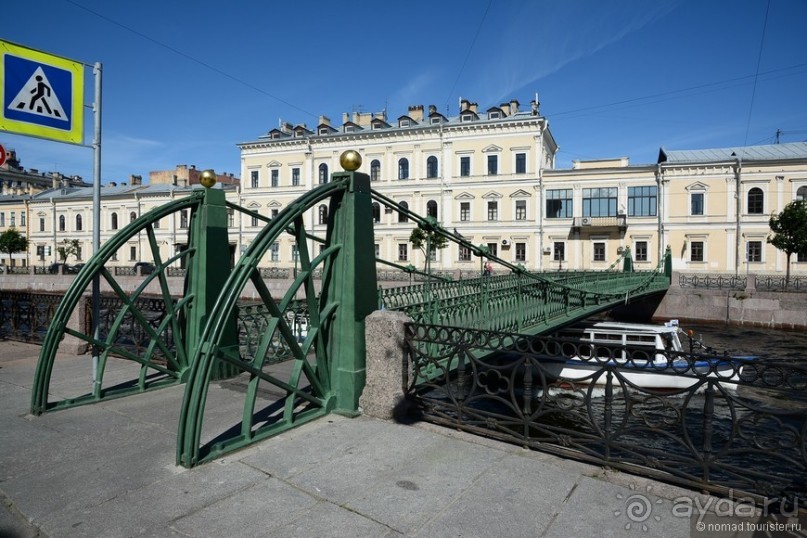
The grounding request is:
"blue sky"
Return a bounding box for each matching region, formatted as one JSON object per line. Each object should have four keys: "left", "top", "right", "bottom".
{"left": 2, "top": 0, "right": 806, "bottom": 183}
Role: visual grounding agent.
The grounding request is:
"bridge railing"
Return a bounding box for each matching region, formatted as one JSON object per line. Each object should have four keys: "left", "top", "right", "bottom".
{"left": 404, "top": 322, "right": 807, "bottom": 507}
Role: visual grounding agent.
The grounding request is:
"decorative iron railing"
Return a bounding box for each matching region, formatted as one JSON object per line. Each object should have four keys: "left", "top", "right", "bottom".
{"left": 755, "top": 274, "right": 807, "bottom": 292}
{"left": 679, "top": 273, "right": 747, "bottom": 290}
{"left": 404, "top": 323, "right": 807, "bottom": 506}
{"left": 0, "top": 291, "right": 67, "bottom": 342}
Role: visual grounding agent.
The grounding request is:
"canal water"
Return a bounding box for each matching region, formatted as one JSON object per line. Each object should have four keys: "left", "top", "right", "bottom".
{"left": 675, "top": 321, "right": 807, "bottom": 362}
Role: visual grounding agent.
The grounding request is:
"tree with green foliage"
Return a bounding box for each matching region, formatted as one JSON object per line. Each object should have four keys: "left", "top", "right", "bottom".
{"left": 0, "top": 228, "right": 29, "bottom": 269}
{"left": 767, "top": 199, "right": 807, "bottom": 284}
{"left": 409, "top": 217, "right": 448, "bottom": 272}
{"left": 57, "top": 239, "right": 81, "bottom": 264}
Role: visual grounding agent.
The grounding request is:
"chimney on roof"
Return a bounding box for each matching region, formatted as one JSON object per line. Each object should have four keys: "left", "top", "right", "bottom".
{"left": 531, "top": 95, "right": 540, "bottom": 115}
{"left": 428, "top": 105, "right": 437, "bottom": 115}
{"left": 318, "top": 115, "right": 331, "bottom": 126}
{"left": 510, "top": 99, "right": 519, "bottom": 114}
{"left": 501, "top": 103, "right": 510, "bottom": 116}
{"left": 52, "top": 172, "right": 61, "bottom": 189}
{"left": 469, "top": 102, "right": 478, "bottom": 113}
{"left": 460, "top": 99, "right": 471, "bottom": 112}
{"left": 342, "top": 112, "right": 350, "bottom": 124}
{"left": 130, "top": 174, "right": 142, "bottom": 186}
{"left": 408, "top": 105, "right": 424, "bottom": 122}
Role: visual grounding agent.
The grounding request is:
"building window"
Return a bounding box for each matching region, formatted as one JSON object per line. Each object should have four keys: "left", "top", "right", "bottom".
{"left": 292, "top": 168, "right": 300, "bottom": 186}
{"left": 271, "top": 209, "right": 279, "bottom": 219}
{"left": 747, "top": 241, "right": 762, "bottom": 262}
{"left": 553, "top": 242, "right": 565, "bottom": 261}
{"left": 460, "top": 202, "right": 470, "bottom": 222}
{"left": 374, "top": 244, "right": 379, "bottom": 258}
{"left": 690, "top": 241, "right": 704, "bottom": 262}
{"left": 270, "top": 242, "right": 279, "bottom": 261}
{"left": 227, "top": 209, "right": 234, "bottom": 227}
{"left": 635, "top": 241, "right": 648, "bottom": 262}
{"left": 691, "top": 192, "right": 704, "bottom": 216}
{"left": 75, "top": 214, "right": 82, "bottom": 231}
{"left": 546, "top": 189, "right": 573, "bottom": 218}
{"left": 0, "top": 213, "right": 4, "bottom": 227}
{"left": 398, "top": 158, "right": 409, "bottom": 180}
{"left": 271, "top": 169, "right": 279, "bottom": 187}
{"left": 318, "top": 204, "right": 328, "bottom": 225}
{"left": 180, "top": 210, "right": 188, "bottom": 229}
{"left": 583, "top": 187, "right": 617, "bottom": 217}
{"left": 398, "top": 201, "right": 409, "bottom": 223}
{"left": 59, "top": 215, "right": 65, "bottom": 231}
{"left": 747, "top": 187, "right": 764, "bottom": 214}
{"left": 487, "top": 201, "right": 498, "bottom": 221}
{"left": 130, "top": 211, "right": 137, "bottom": 223}
{"left": 426, "top": 156, "right": 438, "bottom": 179}
{"left": 515, "top": 242, "right": 526, "bottom": 262}
{"left": 593, "top": 242, "right": 605, "bottom": 261}
{"left": 427, "top": 200, "right": 438, "bottom": 219}
{"left": 515, "top": 200, "right": 527, "bottom": 220}
{"left": 628, "top": 186, "right": 657, "bottom": 216}
{"left": 798, "top": 250, "right": 807, "bottom": 262}
{"left": 111, "top": 212, "right": 118, "bottom": 230}
{"left": 130, "top": 246, "right": 137, "bottom": 261}
{"left": 460, "top": 156, "right": 471, "bottom": 177}
{"left": 291, "top": 244, "right": 299, "bottom": 262}
{"left": 370, "top": 160, "right": 380, "bottom": 181}
{"left": 487, "top": 155, "right": 498, "bottom": 176}
{"left": 251, "top": 211, "right": 259, "bottom": 227}
{"left": 319, "top": 163, "right": 329, "bottom": 184}
{"left": 39, "top": 217, "right": 45, "bottom": 232}
{"left": 398, "top": 243, "right": 408, "bottom": 261}
{"left": 9, "top": 213, "right": 14, "bottom": 227}
{"left": 459, "top": 245, "right": 471, "bottom": 261}
{"left": 20, "top": 212, "right": 25, "bottom": 227}
{"left": 37, "top": 245, "right": 45, "bottom": 260}
{"left": 797, "top": 186, "right": 807, "bottom": 201}
{"left": 372, "top": 202, "right": 380, "bottom": 223}
{"left": 250, "top": 170, "right": 259, "bottom": 188}
{"left": 515, "top": 153, "right": 526, "bottom": 174}
{"left": 76, "top": 245, "right": 82, "bottom": 261}
{"left": 487, "top": 242, "right": 498, "bottom": 257}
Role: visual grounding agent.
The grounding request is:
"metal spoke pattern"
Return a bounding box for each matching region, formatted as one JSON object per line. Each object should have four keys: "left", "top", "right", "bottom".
{"left": 177, "top": 178, "right": 354, "bottom": 467}
{"left": 405, "top": 324, "right": 807, "bottom": 505}
{"left": 31, "top": 192, "right": 205, "bottom": 414}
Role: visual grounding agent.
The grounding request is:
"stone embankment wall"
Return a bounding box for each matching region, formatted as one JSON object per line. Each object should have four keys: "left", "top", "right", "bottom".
{"left": 652, "top": 272, "right": 807, "bottom": 331}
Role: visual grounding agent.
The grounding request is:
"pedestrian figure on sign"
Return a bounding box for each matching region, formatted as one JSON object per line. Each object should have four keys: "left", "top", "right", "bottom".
{"left": 29, "top": 75, "right": 54, "bottom": 115}
{"left": 483, "top": 260, "right": 493, "bottom": 277}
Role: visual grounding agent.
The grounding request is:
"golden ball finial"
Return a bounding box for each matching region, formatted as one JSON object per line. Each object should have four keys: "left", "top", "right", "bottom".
{"left": 200, "top": 169, "right": 217, "bottom": 188}
{"left": 340, "top": 150, "right": 362, "bottom": 171}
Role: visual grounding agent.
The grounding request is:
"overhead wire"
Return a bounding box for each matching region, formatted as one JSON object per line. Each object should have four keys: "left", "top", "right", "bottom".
{"left": 444, "top": 0, "right": 493, "bottom": 115}
{"left": 743, "top": 0, "right": 771, "bottom": 145}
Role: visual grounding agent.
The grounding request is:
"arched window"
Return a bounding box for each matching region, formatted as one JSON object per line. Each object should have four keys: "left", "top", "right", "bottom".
{"left": 318, "top": 204, "right": 328, "bottom": 225}
{"left": 747, "top": 187, "right": 764, "bottom": 214}
{"left": 797, "top": 186, "right": 807, "bottom": 201}
{"left": 76, "top": 214, "right": 82, "bottom": 231}
{"left": 398, "top": 158, "right": 409, "bottom": 180}
{"left": 130, "top": 211, "right": 137, "bottom": 223}
{"left": 398, "top": 201, "right": 409, "bottom": 223}
{"left": 59, "top": 215, "right": 65, "bottom": 231}
{"left": 318, "top": 163, "right": 329, "bottom": 184}
{"left": 427, "top": 200, "right": 438, "bottom": 219}
{"left": 426, "top": 156, "right": 438, "bottom": 179}
{"left": 370, "top": 159, "right": 380, "bottom": 182}
{"left": 111, "top": 212, "right": 118, "bottom": 230}
{"left": 372, "top": 202, "right": 380, "bottom": 223}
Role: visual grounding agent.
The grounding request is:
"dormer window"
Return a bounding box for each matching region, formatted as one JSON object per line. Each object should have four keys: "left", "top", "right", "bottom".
{"left": 272, "top": 132, "right": 282, "bottom": 139}
{"left": 489, "top": 112, "right": 500, "bottom": 119}
{"left": 318, "top": 127, "right": 330, "bottom": 135}
{"left": 399, "top": 119, "right": 410, "bottom": 128}
{"left": 462, "top": 114, "right": 474, "bottom": 122}
{"left": 431, "top": 117, "right": 441, "bottom": 124}
{"left": 345, "top": 125, "right": 355, "bottom": 133}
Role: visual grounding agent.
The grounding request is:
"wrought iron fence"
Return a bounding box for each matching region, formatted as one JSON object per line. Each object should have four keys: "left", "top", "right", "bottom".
{"left": 0, "top": 291, "right": 67, "bottom": 342}
{"left": 679, "top": 273, "right": 747, "bottom": 290}
{"left": 404, "top": 323, "right": 807, "bottom": 506}
{"left": 755, "top": 274, "right": 807, "bottom": 292}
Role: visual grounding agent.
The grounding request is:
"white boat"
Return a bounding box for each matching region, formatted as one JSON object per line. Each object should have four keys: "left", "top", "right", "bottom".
{"left": 541, "top": 320, "right": 750, "bottom": 390}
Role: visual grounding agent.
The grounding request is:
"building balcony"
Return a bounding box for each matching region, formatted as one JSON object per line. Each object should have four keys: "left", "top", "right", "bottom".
{"left": 572, "top": 214, "right": 627, "bottom": 231}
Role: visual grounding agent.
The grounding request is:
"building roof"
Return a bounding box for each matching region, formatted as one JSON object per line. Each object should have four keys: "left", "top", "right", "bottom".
{"left": 658, "top": 142, "right": 807, "bottom": 164}
{"left": 28, "top": 183, "right": 235, "bottom": 202}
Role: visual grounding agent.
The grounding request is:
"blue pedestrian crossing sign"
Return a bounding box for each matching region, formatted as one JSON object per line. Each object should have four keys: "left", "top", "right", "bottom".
{"left": 0, "top": 40, "right": 84, "bottom": 145}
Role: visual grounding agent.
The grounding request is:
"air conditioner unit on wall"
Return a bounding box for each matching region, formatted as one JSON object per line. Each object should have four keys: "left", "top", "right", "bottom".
{"left": 581, "top": 217, "right": 592, "bottom": 226}
{"left": 501, "top": 239, "right": 510, "bottom": 247}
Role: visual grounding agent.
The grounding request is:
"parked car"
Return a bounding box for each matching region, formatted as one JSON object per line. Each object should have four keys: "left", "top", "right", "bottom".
{"left": 48, "top": 263, "right": 77, "bottom": 274}
{"left": 133, "top": 262, "right": 155, "bottom": 275}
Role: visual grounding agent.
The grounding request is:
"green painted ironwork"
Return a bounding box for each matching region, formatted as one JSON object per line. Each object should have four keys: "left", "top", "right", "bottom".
{"left": 31, "top": 191, "right": 206, "bottom": 414}
{"left": 176, "top": 171, "right": 376, "bottom": 467}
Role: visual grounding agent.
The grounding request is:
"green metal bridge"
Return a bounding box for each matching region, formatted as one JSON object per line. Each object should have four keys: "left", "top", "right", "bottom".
{"left": 30, "top": 153, "right": 671, "bottom": 467}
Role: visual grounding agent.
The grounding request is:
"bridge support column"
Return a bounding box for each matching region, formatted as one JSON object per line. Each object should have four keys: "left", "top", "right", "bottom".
{"left": 183, "top": 182, "right": 237, "bottom": 380}
{"left": 325, "top": 168, "right": 378, "bottom": 414}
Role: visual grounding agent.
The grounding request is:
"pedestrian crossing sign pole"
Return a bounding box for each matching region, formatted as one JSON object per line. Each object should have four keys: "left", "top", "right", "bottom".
{"left": 0, "top": 39, "right": 85, "bottom": 144}
{"left": 1, "top": 39, "right": 103, "bottom": 383}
